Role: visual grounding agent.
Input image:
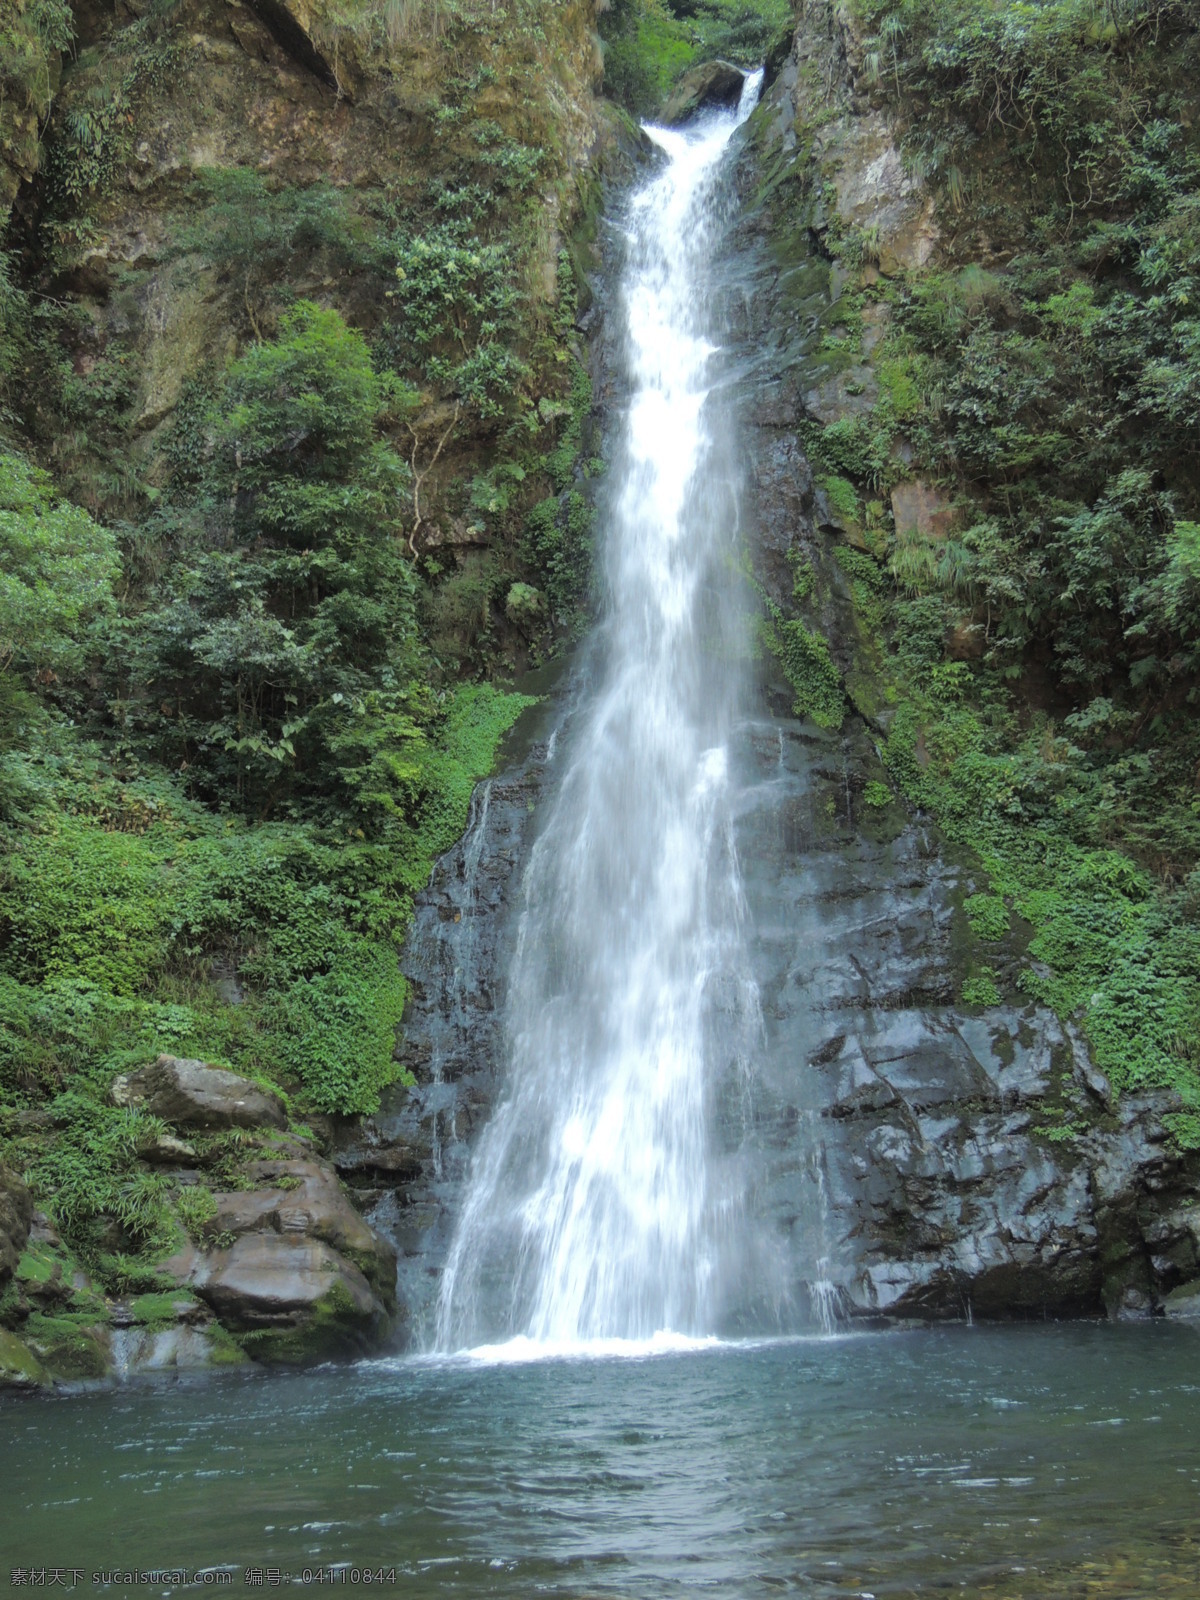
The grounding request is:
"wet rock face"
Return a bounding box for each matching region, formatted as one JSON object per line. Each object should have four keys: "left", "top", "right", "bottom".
{"left": 353, "top": 664, "right": 1200, "bottom": 1336}
{"left": 713, "top": 18, "right": 1200, "bottom": 1327}
{"left": 329, "top": 700, "right": 566, "bottom": 1345}
{"left": 728, "top": 709, "right": 1200, "bottom": 1324}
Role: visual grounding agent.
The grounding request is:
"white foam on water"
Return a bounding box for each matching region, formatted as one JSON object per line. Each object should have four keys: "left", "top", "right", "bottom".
{"left": 370, "top": 1326, "right": 873, "bottom": 1379}
{"left": 458, "top": 1330, "right": 725, "bottom": 1365}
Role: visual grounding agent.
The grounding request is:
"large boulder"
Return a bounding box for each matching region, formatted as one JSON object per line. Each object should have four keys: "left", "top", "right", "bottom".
{"left": 0, "top": 1327, "right": 49, "bottom": 1391}
{"left": 207, "top": 1157, "right": 398, "bottom": 1306}
{"left": 661, "top": 60, "right": 746, "bottom": 125}
{"left": 112, "top": 1055, "right": 287, "bottom": 1131}
{"left": 193, "top": 1235, "right": 390, "bottom": 1363}
{"left": 156, "top": 1145, "right": 399, "bottom": 1365}
{"left": 19, "top": 1318, "right": 112, "bottom": 1382}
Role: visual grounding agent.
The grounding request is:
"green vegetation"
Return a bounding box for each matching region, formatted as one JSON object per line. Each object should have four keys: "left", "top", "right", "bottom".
{"left": 43, "top": 1, "right": 178, "bottom": 211}
{"left": 961, "top": 969, "right": 1001, "bottom": 1007}
{"left": 770, "top": 617, "right": 846, "bottom": 728}
{"left": 963, "top": 893, "right": 1009, "bottom": 942}
{"left": 174, "top": 170, "right": 371, "bottom": 338}
{"left": 601, "top": 0, "right": 792, "bottom": 116}
{"left": 0, "top": 0, "right": 74, "bottom": 231}
{"left": 0, "top": 451, "right": 118, "bottom": 690}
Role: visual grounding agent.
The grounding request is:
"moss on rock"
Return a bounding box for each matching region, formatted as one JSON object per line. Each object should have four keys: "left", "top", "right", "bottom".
{"left": 0, "top": 1325, "right": 50, "bottom": 1390}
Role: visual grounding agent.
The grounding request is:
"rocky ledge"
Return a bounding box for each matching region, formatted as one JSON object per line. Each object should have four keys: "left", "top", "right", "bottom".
{"left": 0, "top": 1057, "right": 396, "bottom": 1391}
{"left": 728, "top": 703, "right": 1200, "bottom": 1327}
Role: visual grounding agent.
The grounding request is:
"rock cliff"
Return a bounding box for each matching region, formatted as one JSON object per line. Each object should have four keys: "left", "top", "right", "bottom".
{"left": 344, "top": 8, "right": 1200, "bottom": 1339}
{"left": 721, "top": 0, "right": 1200, "bottom": 1322}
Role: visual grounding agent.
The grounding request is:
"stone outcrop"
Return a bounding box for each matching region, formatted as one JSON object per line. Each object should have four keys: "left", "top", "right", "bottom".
{"left": 6, "top": 0, "right": 605, "bottom": 564}
{"left": 778, "top": 0, "right": 938, "bottom": 275}
{"left": 112, "top": 1055, "right": 288, "bottom": 1131}
{"left": 244, "top": 0, "right": 347, "bottom": 95}
{"left": 2, "top": 1076, "right": 396, "bottom": 1384}
{"left": 727, "top": 711, "right": 1200, "bottom": 1325}
{"left": 194, "top": 1236, "right": 386, "bottom": 1361}
{"left": 158, "top": 1145, "right": 397, "bottom": 1363}
{"left": 661, "top": 60, "right": 746, "bottom": 124}
{"left": 0, "top": 1171, "right": 47, "bottom": 1389}
{"left": 208, "top": 1155, "right": 397, "bottom": 1302}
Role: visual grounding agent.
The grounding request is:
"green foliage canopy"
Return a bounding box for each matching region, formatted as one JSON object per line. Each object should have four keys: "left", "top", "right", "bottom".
{"left": 0, "top": 450, "right": 118, "bottom": 681}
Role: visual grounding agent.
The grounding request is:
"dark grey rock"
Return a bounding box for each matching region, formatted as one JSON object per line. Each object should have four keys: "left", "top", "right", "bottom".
{"left": 661, "top": 60, "right": 746, "bottom": 125}
{"left": 329, "top": 692, "right": 567, "bottom": 1343}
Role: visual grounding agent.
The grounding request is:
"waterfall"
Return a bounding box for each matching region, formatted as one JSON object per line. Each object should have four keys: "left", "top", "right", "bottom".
{"left": 436, "top": 73, "right": 764, "bottom": 1353}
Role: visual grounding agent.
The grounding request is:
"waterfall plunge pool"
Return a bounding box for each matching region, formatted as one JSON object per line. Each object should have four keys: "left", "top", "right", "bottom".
{"left": 4, "top": 1324, "right": 1198, "bottom": 1596}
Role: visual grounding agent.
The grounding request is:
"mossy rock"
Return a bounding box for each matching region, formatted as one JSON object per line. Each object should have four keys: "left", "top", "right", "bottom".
{"left": 234, "top": 1277, "right": 387, "bottom": 1367}
{"left": 22, "top": 1316, "right": 112, "bottom": 1381}
{"left": 199, "top": 1321, "right": 251, "bottom": 1367}
{"left": 1162, "top": 1279, "right": 1200, "bottom": 1320}
{"left": 14, "top": 1244, "right": 58, "bottom": 1287}
{"left": 770, "top": 618, "right": 845, "bottom": 730}
{"left": 0, "top": 1327, "right": 50, "bottom": 1390}
{"left": 198, "top": 1235, "right": 391, "bottom": 1365}
{"left": 129, "top": 1291, "right": 201, "bottom": 1329}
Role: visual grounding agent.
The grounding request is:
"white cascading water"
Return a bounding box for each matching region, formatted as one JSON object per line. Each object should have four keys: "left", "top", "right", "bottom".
{"left": 436, "top": 74, "right": 764, "bottom": 1354}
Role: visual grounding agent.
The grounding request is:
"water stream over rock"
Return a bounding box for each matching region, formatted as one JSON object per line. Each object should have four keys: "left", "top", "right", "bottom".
{"left": 436, "top": 77, "right": 769, "bottom": 1353}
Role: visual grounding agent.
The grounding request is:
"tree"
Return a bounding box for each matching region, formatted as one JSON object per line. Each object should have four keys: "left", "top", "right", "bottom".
{"left": 143, "top": 302, "right": 423, "bottom": 810}
{"left": 0, "top": 449, "right": 118, "bottom": 683}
